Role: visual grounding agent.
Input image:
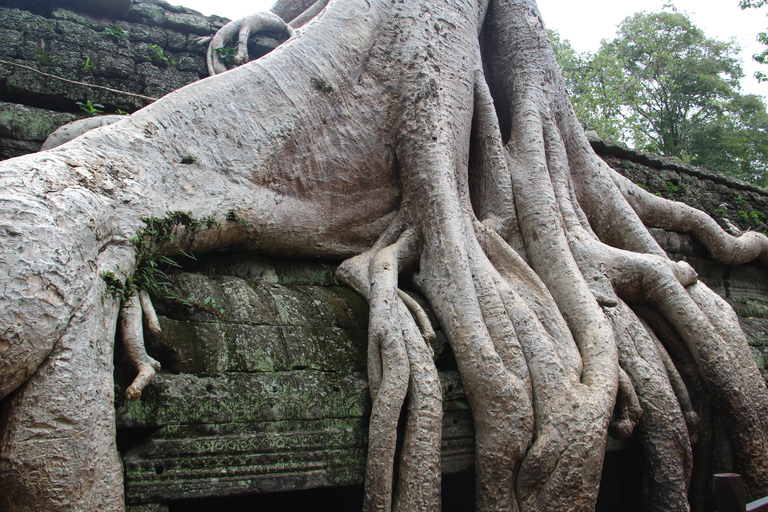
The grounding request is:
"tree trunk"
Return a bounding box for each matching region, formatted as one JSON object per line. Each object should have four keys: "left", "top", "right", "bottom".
{"left": 1, "top": 0, "right": 767, "bottom": 510}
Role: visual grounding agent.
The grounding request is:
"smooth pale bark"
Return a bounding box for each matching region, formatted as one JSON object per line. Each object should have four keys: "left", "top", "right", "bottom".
{"left": 1, "top": 0, "right": 767, "bottom": 510}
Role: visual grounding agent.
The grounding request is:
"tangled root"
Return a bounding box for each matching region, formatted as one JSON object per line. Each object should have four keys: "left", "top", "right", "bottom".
{"left": 206, "top": 12, "right": 294, "bottom": 75}
{"left": 120, "top": 291, "right": 161, "bottom": 401}
{"left": 338, "top": 226, "right": 442, "bottom": 512}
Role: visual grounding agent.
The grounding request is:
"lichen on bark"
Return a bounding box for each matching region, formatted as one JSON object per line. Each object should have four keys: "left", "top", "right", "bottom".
{"left": 1, "top": 0, "right": 767, "bottom": 510}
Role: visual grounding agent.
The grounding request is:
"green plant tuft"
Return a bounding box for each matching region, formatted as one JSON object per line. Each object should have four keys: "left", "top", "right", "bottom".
{"left": 310, "top": 77, "right": 334, "bottom": 94}
{"left": 101, "top": 212, "right": 225, "bottom": 315}
{"left": 82, "top": 57, "right": 94, "bottom": 74}
{"left": 738, "top": 210, "right": 750, "bottom": 224}
{"left": 76, "top": 100, "right": 105, "bottom": 116}
{"left": 147, "top": 44, "right": 178, "bottom": 67}
{"left": 226, "top": 209, "right": 249, "bottom": 227}
{"left": 101, "top": 270, "right": 127, "bottom": 299}
{"left": 103, "top": 24, "right": 129, "bottom": 42}
{"left": 215, "top": 45, "right": 238, "bottom": 66}
{"left": 664, "top": 180, "right": 681, "bottom": 194}
{"left": 35, "top": 49, "right": 54, "bottom": 66}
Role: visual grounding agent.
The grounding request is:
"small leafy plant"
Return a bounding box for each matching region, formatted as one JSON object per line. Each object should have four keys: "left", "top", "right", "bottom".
{"left": 103, "top": 24, "right": 129, "bottom": 42}
{"left": 180, "top": 155, "right": 196, "bottom": 164}
{"left": 215, "top": 45, "right": 238, "bottom": 66}
{"left": 739, "top": 210, "right": 750, "bottom": 224}
{"left": 310, "top": 77, "right": 334, "bottom": 94}
{"left": 664, "top": 180, "right": 681, "bottom": 194}
{"left": 35, "top": 49, "right": 54, "bottom": 65}
{"left": 82, "top": 57, "right": 94, "bottom": 74}
{"left": 226, "top": 209, "right": 249, "bottom": 227}
{"left": 147, "top": 44, "right": 177, "bottom": 67}
{"left": 76, "top": 100, "right": 105, "bottom": 115}
{"left": 102, "top": 212, "right": 224, "bottom": 315}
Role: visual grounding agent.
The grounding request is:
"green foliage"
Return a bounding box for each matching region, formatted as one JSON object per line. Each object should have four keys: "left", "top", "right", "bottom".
{"left": 101, "top": 270, "right": 127, "bottom": 298}
{"left": 549, "top": 30, "right": 625, "bottom": 141}
{"left": 147, "top": 43, "right": 177, "bottom": 67}
{"left": 82, "top": 57, "right": 93, "bottom": 74}
{"left": 685, "top": 88, "right": 768, "bottom": 186}
{"left": 739, "top": 209, "right": 751, "bottom": 224}
{"left": 226, "top": 209, "right": 248, "bottom": 226}
{"left": 103, "top": 24, "right": 129, "bottom": 42}
{"left": 180, "top": 155, "right": 197, "bottom": 164}
{"left": 35, "top": 49, "right": 54, "bottom": 65}
{"left": 133, "top": 214, "right": 200, "bottom": 278}
{"left": 203, "top": 215, "right": 222, "bottom": 230}
{"left": 665, "top": 180, "right": 682, "bottom": 194}
{"left": 215, "top": 45, "right": 238, "bottom": 66}
{"left": 101, "top": 212, "right": 223, "bottom": 314}
{"left": 550, "top": 9, "right": 768, "bottom": 186}
{"left": 310, "top": 77, "right": 334, "bottom": 94}
{"left": 76, "top": 100, "right": 105, "bottom": 115}
{"left": 740, "top": 0, "right": 768, "bottom": 82}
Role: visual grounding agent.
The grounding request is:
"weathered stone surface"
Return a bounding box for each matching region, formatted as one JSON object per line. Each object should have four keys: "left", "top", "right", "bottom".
{"left": 0, "top": 2, "right": 224, "bottom": 114}
{"left": 740, "top": 318, "right": 768, "bottom": 381}
{"left": 0, "top": 0, "right": 133, "bottom": 19}
{"left": 0, "top": 100, "right": 77, "bottom": 157}
{"left": 0, "top": 137, "right": 40, "bottom": 159}
{"left": 590, "top": 134, "right": 768, "bottom": 236}
{"left": 114, "top": 263, "right": 474, "bottom": 505}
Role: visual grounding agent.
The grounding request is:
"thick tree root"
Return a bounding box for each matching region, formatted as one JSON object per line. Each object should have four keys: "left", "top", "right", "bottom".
{"left": 608, "top": 367, "right": 643, "bottom": 440}
{"left": 607, "top": 301, "right": 693, "bottom": 511}
{"left": 139, "top": 289, "right": 162, "bottom": 337}
{"left": 120, "top": 294, "right": 161, "bottom": 401}
{"left": 338, "top": 227, "right": 442, "bottom": 512}
{"left": 610, "top": 169, "right": 768, "bottom": 265}
{"left": 206, "top": 12, "right": 294, "bottom": 75}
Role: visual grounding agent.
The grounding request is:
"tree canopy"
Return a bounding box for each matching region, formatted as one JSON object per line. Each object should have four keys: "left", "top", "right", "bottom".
{"left": 551, "top": 9, "right": 768, "bottom": 186}
{"left": 740, "top": 0, "right": 768, "bottom": 83}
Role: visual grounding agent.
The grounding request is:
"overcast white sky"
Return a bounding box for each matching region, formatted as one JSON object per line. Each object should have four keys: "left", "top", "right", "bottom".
{"left": 173, "top": 0, "right": 767, "bottom": 97}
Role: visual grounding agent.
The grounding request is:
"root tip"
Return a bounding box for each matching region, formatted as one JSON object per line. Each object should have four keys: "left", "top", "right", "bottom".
{"left": 608, "top": 419, "right": 634, "bottom": 440}
{"left": 125, "top": 385, "right": 142, "bottom": 401}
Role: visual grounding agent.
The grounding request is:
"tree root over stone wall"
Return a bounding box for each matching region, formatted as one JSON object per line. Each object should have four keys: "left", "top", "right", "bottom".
{"left": 0, "top": 0, "right": 766, "bottom": 510}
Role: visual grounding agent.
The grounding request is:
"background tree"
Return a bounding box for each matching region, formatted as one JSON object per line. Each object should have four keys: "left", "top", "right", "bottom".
{"left": 740, "top": 0, "right": 768, "bottom": 82}
{"left": 549, "top": 31, "right": 626, "bottom": 141}
{"left": 552, "top": 9, "right": 768, "bottom": 186}
{"left": 1, "top": 0, "right": 767, "bottom": 511}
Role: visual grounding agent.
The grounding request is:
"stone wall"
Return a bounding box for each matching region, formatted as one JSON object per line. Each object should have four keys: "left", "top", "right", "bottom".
{"left": 0, "top": 0, "right": 224, "bottom": 156}
{"left": 113, "top": 258, "right": 473, "bottom": 508}
{"left": 0, "top": 0, "right": 221, "bottom": 111}
{"left": 589, "top": 135, "right": 768, "bottom": 381}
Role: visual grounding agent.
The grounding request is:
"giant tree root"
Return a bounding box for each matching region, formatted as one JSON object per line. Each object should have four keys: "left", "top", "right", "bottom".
{"left": 120, "top": 292, "right": 161, "bottom": 401}
{"left": 1, "top": 0, "right": 768, "bottom": 510}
